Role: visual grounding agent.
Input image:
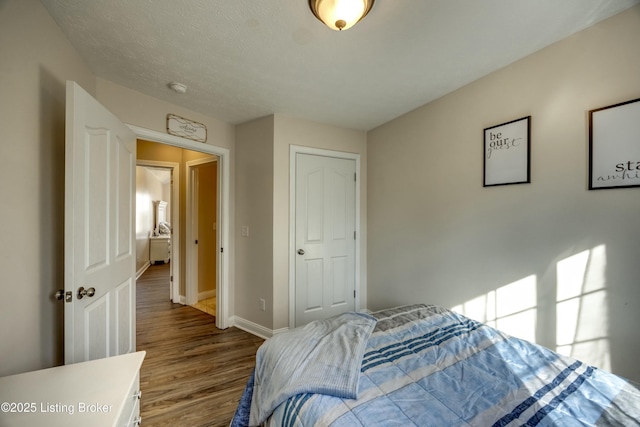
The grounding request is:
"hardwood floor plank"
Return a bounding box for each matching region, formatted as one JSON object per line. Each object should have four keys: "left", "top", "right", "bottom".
{"left": 136, "top": 263, "right": 262, "bottom": 426}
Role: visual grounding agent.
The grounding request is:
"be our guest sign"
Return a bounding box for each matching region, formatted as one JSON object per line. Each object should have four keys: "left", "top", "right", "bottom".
{"left": 483, "top": 116, "right": 531, "bottom": 187}
{"left": 166, "top": 114, "right": 207, "bottom": 143}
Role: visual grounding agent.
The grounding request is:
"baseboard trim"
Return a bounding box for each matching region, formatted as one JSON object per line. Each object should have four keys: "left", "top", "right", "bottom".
{"left": 136, "top": 262, "right": 151, "bottom": 280}
{"left": 198, "top": 290, "right": 216, "bottom": 300}
{"left": 231, "top": 316, "right": 289, "bottom": 340}
{"left": 272, "top": 326, "right": 289, "bottom": 336}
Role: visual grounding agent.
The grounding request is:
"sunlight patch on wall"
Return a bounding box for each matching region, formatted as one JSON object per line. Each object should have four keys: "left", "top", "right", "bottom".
{"left": 556, "top": 245, "right": 610, "bottom": 371}
{"left": 135, "top": 191, "right": 151, "bottom": 235}
{"left": 452, "top": 275, "right": 537, "bottom": 343}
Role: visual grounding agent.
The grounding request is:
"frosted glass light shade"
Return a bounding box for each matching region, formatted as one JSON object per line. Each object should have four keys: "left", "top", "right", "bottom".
{"left": 309, "top": 0, "right": 374, "bottom": 31}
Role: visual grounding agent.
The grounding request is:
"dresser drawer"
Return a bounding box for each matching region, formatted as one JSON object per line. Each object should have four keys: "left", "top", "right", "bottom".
{"left": 118, "top": 373, "right": 141, "bottom": 426}
{"left": 149, "top": 236, "right": 171, "bottom": 263}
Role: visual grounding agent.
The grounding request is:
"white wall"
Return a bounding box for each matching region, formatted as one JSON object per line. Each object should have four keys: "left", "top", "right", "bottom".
{"left": 367, "top": 6, "right": 640, "bottom": 381}
{"left": 0, "top": 0, "right": 96, "bottom": 376}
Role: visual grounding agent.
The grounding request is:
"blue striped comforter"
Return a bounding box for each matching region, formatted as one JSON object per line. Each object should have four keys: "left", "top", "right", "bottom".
{"left": 249, "top": 312, "right": 377, "bottom": 426}
{"left": 262, "top": 304, "right": 640, "bottom": 426}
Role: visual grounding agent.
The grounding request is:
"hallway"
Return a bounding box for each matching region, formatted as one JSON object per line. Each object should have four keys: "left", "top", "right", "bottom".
{"left": 136, "top": 263, "right": 263, "bottom": 426}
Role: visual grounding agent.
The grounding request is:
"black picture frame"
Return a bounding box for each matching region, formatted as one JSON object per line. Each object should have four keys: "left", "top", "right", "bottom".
{"left": 483, "top": 116, "right": 531, "bottom": 187}
{"left": 588, "top": 97, "right": 640, "bottom": 190}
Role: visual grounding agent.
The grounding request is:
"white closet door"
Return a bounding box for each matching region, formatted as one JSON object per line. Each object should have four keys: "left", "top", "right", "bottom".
{"left": 295, "top": 153, "right": 356, "bottom": 327}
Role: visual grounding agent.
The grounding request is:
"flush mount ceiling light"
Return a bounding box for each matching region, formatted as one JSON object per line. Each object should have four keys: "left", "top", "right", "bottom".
{"left": 309, "top": 0, "right": 374, "bottom": 31}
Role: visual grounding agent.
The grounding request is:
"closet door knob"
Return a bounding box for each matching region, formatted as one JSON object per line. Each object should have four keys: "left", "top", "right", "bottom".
{"left": 297, "top": 249, "right": 305, "bottom": 255}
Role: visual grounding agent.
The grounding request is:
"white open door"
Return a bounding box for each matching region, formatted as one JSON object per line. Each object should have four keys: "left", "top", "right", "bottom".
{"left": 64, "top": 81, "right": 136, "bottom": 364}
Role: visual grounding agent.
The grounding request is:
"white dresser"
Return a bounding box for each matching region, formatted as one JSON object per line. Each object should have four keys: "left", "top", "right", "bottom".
{"left": 0, "top": 351, "right": 145, "bottom": 427}
{"left": 149, "top": 235, "right": 171, "bottom": 264}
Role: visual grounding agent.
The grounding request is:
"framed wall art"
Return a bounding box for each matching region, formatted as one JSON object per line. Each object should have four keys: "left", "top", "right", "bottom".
{"left": 483, "top": 116, "right": 531, "bottom": 187}
{"left": 589, "top": 97, "right": 640, "bottom": 190}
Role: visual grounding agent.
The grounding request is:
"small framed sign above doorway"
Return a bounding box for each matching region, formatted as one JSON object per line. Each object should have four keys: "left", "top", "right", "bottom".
{"left": 166, "top": 114, "right": 207, "bottom": 143}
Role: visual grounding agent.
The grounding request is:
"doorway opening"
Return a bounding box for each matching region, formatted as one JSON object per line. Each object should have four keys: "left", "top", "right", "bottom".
{"left": 187, "top": 157, "right": 218, "bottom": 317}
{"left": 136, "top": 162, "right": 179, "bottom": 303}
{"left": 131, "top": 125, "right": 230, "bottom": 329}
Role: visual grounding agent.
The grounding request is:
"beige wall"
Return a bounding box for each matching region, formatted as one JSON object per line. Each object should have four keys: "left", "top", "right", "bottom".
{"left": 273, "top": 115, "right": 367, "bottom": 329}
{"left": 0, "top": 0, "right": 237, "bottom": 376}
{"left": 135, "top": 166, "right": 168, "bottom": 272}
{"left": 98, "top": 79, "right": 236, "bottom": 312}
{"left": 367, "top": 6, "right": 640, "bottom": 381}
{"left": 235, "top": 115, "right": 367, "bottom": 330}
{"left": 0, "top": 0, "right": 96, "bottom": 376}
{"left": 235, "top": 116, "right": 275, "bottom": 328}
{"left": 96, "top": 78, "right": 235, "bottom": 151}
{"left": 4, "top": 0, "right": 636, "bottom": 381}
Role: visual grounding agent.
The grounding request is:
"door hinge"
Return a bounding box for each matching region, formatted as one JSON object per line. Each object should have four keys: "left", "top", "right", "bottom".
{"left": 354, "top": 290, "right": 356, "bottom": 298}
{"left": 354, "top": 172, "right": 357, "bottom": 182}
{"left": 220, "top": 247, "right": 224, "bottom": 253}
{"left": 354, "top": 231, "right": 356, "bottom": 240}
{"left": 195, "top": 239, "right": 198, "bottom": 244}
{"left": 170, "top": 275, "right": 173, "bottom": 282}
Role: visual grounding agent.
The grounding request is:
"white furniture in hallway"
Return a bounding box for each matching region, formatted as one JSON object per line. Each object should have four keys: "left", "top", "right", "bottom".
{"left": 150, "top": 200, "right": 171, "bottom": 264}
{"left": 149, "top": 235, "right": 171, "bottom": 264}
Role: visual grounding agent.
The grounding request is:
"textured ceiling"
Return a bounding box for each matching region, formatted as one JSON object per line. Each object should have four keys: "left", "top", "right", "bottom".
{"left": 41, "top": 0, "right": 639, "bottom": 131}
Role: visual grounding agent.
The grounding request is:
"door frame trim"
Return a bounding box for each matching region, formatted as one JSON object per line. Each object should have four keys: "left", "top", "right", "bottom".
{"left": 288, "top": 145, "right": 361, "bottom": 329}
{"left": 128, "top": 125, "right": 231, "bottom": 329}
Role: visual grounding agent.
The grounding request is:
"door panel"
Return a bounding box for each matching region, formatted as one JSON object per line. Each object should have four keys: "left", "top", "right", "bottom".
{"left": 65, "top": 81, "right": 136, "bottom": 364}
{"left": 331, "top": 172, "right": 348, "bottom": 240}
{"left": 295, "top": 153, "right": 356, "bottom": 326}
{"left": 116, "top": 139, "right": 134, "bottom": 258}
{"left": 86, "top": 130, "right": 109, "bottom": 269}
{"left": 331, "top": 256, "right": 347, "bottom": 306}
{"left": 303, "top": 258, "right": 324, "bottom": 311}
{"left": 85, "top": 297, "right": 108, "bottom": 361}
{"left": 116, "top": 278, "right": 133, "bottom": 354}
{"left": 305, "top": 168, "right": 324, "bottom": 243}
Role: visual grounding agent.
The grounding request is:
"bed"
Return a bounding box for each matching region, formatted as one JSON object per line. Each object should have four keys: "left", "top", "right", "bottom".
{"left": 231, "top": 304, "right": 640, "bottom": 426}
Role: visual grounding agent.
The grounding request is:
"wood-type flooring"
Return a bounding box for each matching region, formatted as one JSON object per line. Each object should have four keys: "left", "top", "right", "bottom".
{"left": 137, "top": 263, "right": 263, "bottom": 426}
